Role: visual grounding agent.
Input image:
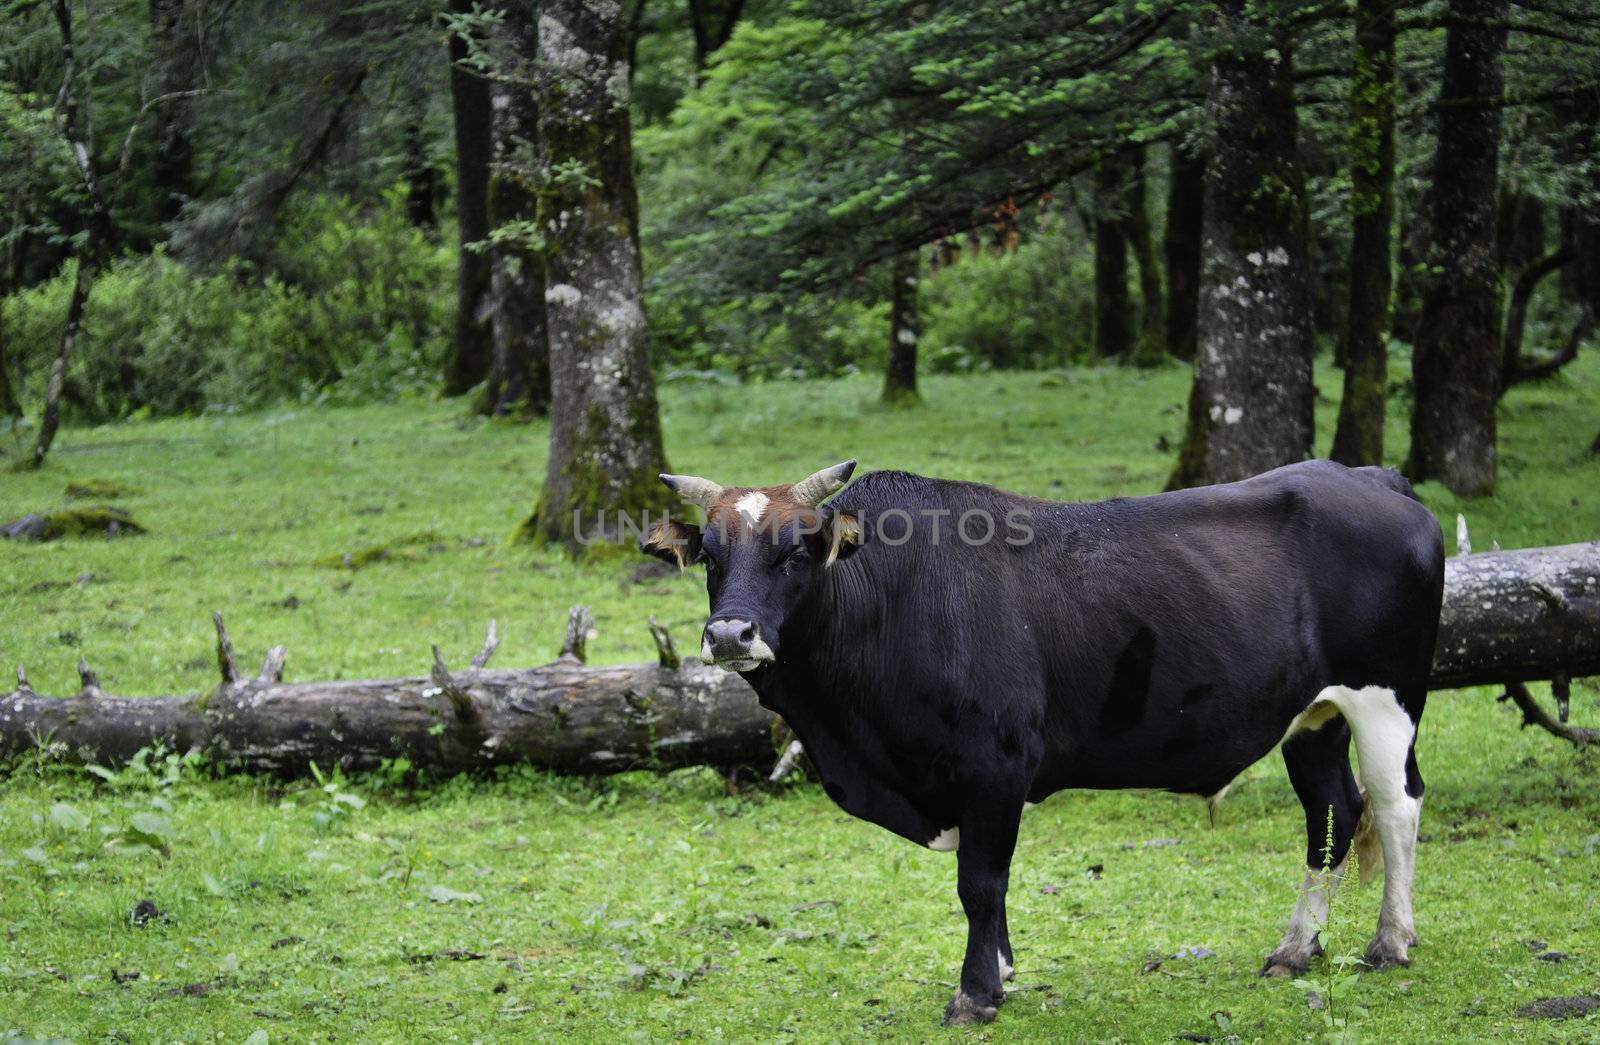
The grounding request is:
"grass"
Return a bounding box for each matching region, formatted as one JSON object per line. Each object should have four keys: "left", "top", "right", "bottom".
{"left": 1, "top": 355, "right": 1598, "bottom": 1041}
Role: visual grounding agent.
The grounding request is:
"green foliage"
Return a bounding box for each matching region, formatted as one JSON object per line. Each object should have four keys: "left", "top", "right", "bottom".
{"left": 921, "top": 225, "right": 1097, "bottom": 371}
{"left": 2, "top": 194, "right": 450, "bottom": 420}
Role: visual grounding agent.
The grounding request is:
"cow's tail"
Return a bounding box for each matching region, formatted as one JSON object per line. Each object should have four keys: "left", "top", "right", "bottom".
{"left": 1352, "top": 785, "right": 1384, "bottom": 885}
{"left": 1352, "top": 465, "right": 1421, "bottom": 504}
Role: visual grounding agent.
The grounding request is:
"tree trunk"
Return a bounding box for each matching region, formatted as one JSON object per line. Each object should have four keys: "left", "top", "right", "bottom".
{"left": 1430, "top": 541, "right": 1600, "bottom": 689}
{"left": 1553, "top": 88, "right": 1600, "bottom": 313}
{"left": 443, "top": 0, "right": 495, "bottom": 397}
{"left": 1168, "top": 4, "right": 1313, "bottom": 490}
{"left": 1406, "top": 0, "right": 1508, "bottom": 497}
{"left": 1391, "top": 194, "right": 1428, "bottom": 344}
{"left": 482, "top": 1, "right": 551, "bottom": 418}
{"left": 0, "top": 310, "right": 19, "bottom": 420}
{"left": 1125, "top": 144, "right": 1165, "bottom": 365}
{"left": 1093, "top": 152, "right": 1133, "bottom": 359}
{"left": 1331, "top": 0, "right": 1396, "bottom": 468}
{"left": 1555, "top": 205, "right": 1600, "bottom": 310}
{"left": 687, "top": 0, "right": 747, "bottom": 76}
{"left": 403, "top": 115, "right": 438, "bottom": 230}
{"left": 1499, "top": 246, "right": 1586, "bottom": 392}
{"left": 1162, "top": 145, "right": 1204, "bottom": 362}
{"left": 882, "top": 252, "right": 920, "bottom": 405}
{"left": 29, "top": 0, "right": 115, "bottom": 472}
{"left": 4, "top": 542, "right": 1596, "bottom": 775}
{"left": 148, "top": 0, "right": 197, "bottom": 228}
{"left": 1, "top": 645, "right": 778, "bottom": 778}
{"left": 1496, "top": 189, "right": 1544, "bottom": 275}
{"left": 525, "top": 0, "right": 671, "bottom": 549}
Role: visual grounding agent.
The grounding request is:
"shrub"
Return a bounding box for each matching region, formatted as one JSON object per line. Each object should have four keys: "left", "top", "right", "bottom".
{"left": 921, "top": 224, "right": 1094, "bottom": 370}
{"left": 1, "top": 192, "right": 451, "bottom": 420}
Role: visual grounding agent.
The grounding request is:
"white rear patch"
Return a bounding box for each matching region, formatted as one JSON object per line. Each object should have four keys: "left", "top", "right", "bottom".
{"left": 1286, "top": 684, "right": 1423, "bottom": 965}
{"left": 927, "top": 827, "right": 959, "bottom": 851}
{"left": 997, "top": 950, "right": 1014, "bottom": 981}
{"left": 733, "top": 491, "right": 769, "bottom": 525}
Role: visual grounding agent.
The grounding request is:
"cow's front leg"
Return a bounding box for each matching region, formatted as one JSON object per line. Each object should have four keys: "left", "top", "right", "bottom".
{"left": 942, "top": 797, "right": 1023, "bottom": 1026}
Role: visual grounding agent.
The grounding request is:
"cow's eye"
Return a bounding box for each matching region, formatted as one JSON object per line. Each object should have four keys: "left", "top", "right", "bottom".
{"left": 775, "top": 545, "right": 807, "bottom": 572}
{"left": 697, "top": 551, "right": 716, "bottom": 572}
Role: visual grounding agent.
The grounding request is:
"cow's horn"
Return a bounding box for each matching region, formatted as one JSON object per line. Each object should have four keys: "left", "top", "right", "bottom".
{"left": 659, "top": 473, "right": 724, "bottom": 510}
{"left": 791, "top": 459, "right": 857, "bottom": 506}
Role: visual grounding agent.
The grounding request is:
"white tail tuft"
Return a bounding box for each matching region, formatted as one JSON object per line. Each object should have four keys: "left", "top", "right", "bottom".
{"left": 1353, "top": 787, "right": 1384, "bottom": 885}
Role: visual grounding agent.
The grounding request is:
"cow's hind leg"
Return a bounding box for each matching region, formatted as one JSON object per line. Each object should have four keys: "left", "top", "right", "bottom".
{"left": 1263, "top": 717, "right": 1364, "bottom": 977}
{"left": 1322, "top": 684, "right": 1425, "bottom": 968}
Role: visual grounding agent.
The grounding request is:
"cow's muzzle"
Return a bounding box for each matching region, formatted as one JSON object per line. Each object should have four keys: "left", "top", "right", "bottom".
{"left": 701, "top": 618, "right": 774, "bottom": 671}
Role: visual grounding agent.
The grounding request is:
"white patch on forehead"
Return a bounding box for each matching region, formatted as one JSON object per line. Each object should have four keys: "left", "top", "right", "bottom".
{"left": 927, "top": 827, "right": 959, "bottom": 851}
{"left": 733, "top": 491, "right": 769, "bottom": 525}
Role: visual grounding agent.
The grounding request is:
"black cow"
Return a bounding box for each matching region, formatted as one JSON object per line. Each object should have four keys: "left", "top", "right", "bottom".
{"left": 640, "top": 459, "right": 1445, "bottom": 1025}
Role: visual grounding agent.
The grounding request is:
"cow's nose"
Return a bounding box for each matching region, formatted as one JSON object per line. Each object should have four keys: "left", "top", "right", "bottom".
{"left": 703, "top": 618, "right": 762, "bottom": 664}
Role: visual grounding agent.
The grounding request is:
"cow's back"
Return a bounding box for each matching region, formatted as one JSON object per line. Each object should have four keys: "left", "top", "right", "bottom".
{"left": 810, "top": 462, "right": 1443, "bottom": 801}
{"left": 1018, "top": 460, "right": 1443, "bottom": 796}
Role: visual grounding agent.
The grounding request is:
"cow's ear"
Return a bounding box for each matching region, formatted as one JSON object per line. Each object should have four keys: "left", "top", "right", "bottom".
{"left": 640, "top": 518, "right": 702, "bottom": 568}
{"left": 823, "top": 509, "right": 862, "bottom": 565}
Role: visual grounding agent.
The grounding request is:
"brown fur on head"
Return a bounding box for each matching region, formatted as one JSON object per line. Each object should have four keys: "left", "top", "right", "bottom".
{"left": 639, "top": 461, "right": 862, "bottom": 566}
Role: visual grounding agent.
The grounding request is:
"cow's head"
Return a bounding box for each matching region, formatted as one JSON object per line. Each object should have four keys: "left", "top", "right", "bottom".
{"left": 639, "top": 460, "right": 862, "bottom": 671}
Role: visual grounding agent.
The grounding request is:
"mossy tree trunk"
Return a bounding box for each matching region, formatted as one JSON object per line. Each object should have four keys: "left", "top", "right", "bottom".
{"left": 526, "top": 0, "right": 670, "bottom": 549}
{"left": 1162, "top": 145, "right": 1204, "bottom": 362}
{"left": 443, "top": 0, "right": 495, "bottom": 397}
{"left": 1093, "top": 151, "right": 1133, "bottom": 359}
{"left": 1125, "top": 145, "right": 1165, "bottom": 364}
{"left": 482, "top": 1, "right": 550, "bottom": 418}
{"left": 1331, "top": 0, "right": 1396, "bottom": 468}
{"left": 882, "top": 252, "right": 921, "bottom": 405}
{"left": 1168, "top": 3, "right": 1313, "bottom": 489}
{"left": 1406, "top": 0, "right": 1508, "bottom": 497}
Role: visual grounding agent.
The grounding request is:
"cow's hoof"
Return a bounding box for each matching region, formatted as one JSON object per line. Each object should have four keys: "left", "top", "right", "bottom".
{"left": 942, "top": 992, "right": 999, "bottom": 1026}
{"left": 1260, "top": 956, "right": 1309, "bottom": 978}
{"left": 1363, "top": 943, "right": 1411, "bottom": 970}
{"left": 1363, "top": 930, "right": 1413, "bottom": 969}
{"left": 1261, "top": 941, "right": 1319, "bottom": 978}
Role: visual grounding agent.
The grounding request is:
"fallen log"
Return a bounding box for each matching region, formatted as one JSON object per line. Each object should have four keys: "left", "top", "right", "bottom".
{"left": 1, "top": 612, "right": 778, "bottom": 777}
{"left": 2, "top": 543, "right": 1597, "bottom": 776}
{"left": 1431, "top": 540, "right": 1600, "bottom": 689}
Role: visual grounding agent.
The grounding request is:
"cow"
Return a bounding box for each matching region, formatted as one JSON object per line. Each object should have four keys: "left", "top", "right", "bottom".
{"left": 639, "top": 458, "right": 1445, "bottom": 1026}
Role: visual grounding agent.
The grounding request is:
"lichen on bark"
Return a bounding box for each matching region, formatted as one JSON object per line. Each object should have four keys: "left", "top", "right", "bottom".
{"left": 520, "top": 0, "right": 670, "bottom": 551}
{"left": 1168, "top": 2, "right": 1314, "bottom": 489}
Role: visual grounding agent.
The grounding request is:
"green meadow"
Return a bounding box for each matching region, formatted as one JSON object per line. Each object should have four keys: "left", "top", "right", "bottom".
{"left": 2, "top": 357, "right": 1597, "bottom": 1042}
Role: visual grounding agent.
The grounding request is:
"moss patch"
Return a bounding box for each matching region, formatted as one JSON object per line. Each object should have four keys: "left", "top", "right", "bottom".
{"left": 1, "top": 506, "right": 146, "bottom": 540}
{"left": 315, "top": 530, "right": 448, "bottom": 570}
{"left": 64, "top": 479, "right": 145, "bottom": 500}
